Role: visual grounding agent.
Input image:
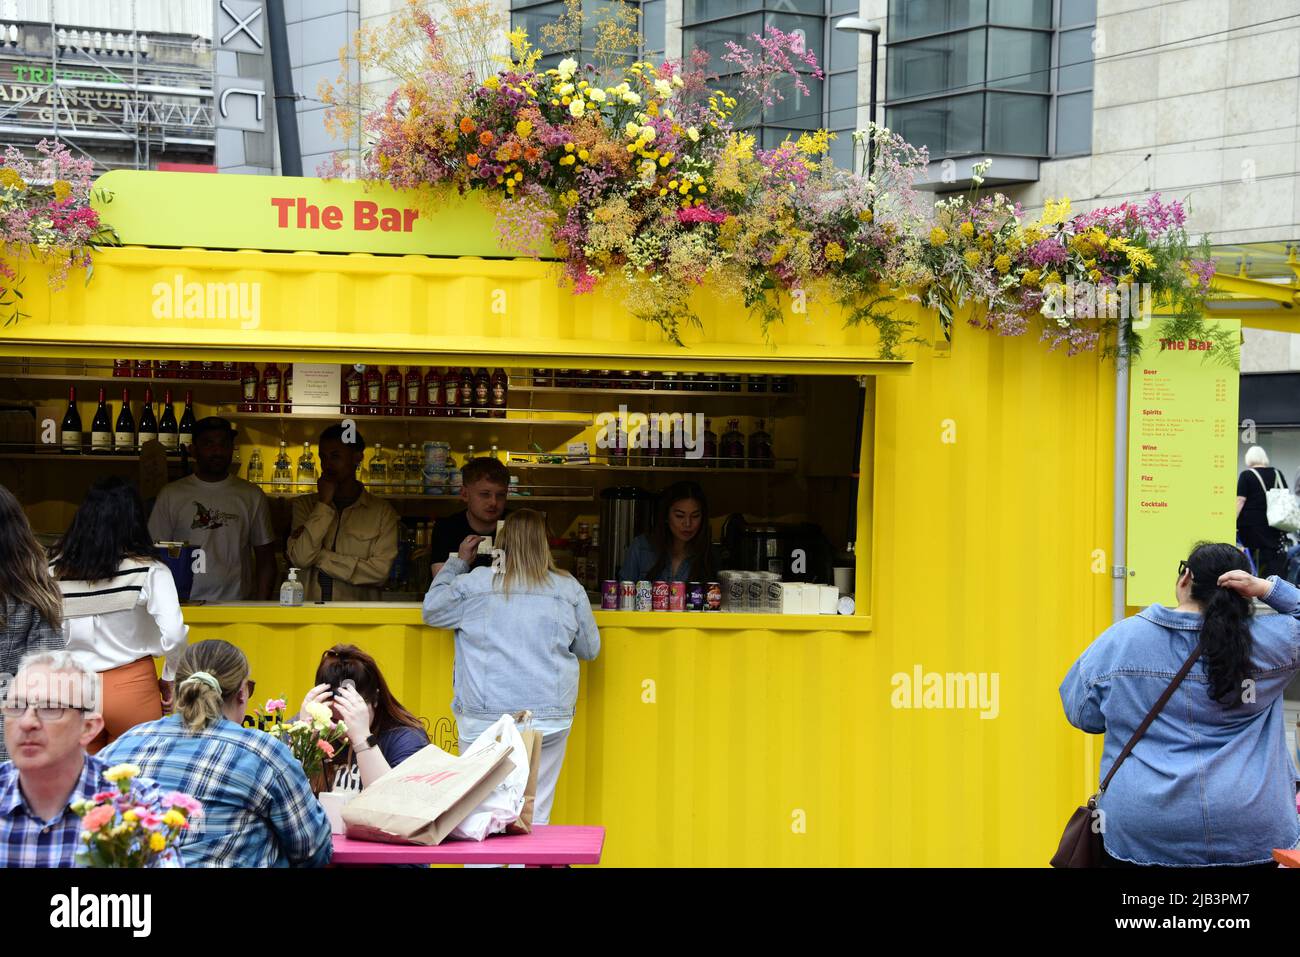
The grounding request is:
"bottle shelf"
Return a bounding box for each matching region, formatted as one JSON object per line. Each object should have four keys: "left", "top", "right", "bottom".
{"left": 0, "top": 371, "right": 239, "bottom": 389}
{"left": 225, "top": 411, "right": 592, "bottom": 429}
{"left": 259, "top": 488, "right": 592, "bottom": 502}
{"left": 512, "top": 383, "right": 801, "bottom": 401}
{"left": 506, "top": 458, "right": 795, "bottom": 474}
{"left": 0, "top": 451, "right": 187, "bottom": 462}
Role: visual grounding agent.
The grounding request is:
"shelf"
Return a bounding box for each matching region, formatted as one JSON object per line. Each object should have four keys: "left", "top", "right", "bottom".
{"left": 224, "top": 412, "right": 592, "bottom": 428}
{"left": 261, "top": 491, "right": 592, "bottom": 503}
{"left": 0, "top": 451, "right": 186, "bottom": 463}
{"left": 507, "top": 460, "right": 795, "bottom": 474}
{"left": 512, "top": 384, "right": 801, "bottom": 401}
{"left": 0, "top": 372, "right": 239, "bottom": 389}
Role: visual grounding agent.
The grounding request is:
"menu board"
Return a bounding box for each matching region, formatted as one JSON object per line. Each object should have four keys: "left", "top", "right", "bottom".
{"left": 1126, "top": 319, "right": 1241, "bottom": 606}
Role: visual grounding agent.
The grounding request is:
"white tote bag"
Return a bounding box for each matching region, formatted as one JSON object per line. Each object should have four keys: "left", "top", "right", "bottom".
{"left": 448, "top": 713, "right": 531, "bottom": 841}
{"left": 1252, "top": 469, "right": 1300, "bottom": 534}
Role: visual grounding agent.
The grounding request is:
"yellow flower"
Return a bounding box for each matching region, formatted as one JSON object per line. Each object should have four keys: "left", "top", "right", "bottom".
{"left": 569, "top": 98, "right": 585, "bottom": 118}
{"left": 484, "top": 76, "right": 500, "bottom": 90}
{"left": 687, "top": 127, "right": 699, "bottom": 142}
{"left": 515, "top": 119, "right": 533, "bottom": 139}
{"left": 1045, "top": 270, "right": 1062, "bottom": 285}
{"left": 824, "top": 242, "right": 846, "bottom": 263}
{"left": 858, "top": 209, "right": 874, "bottom": 223}
{"left": 978, "top": 234, "right": 993, "bottom": 250}
{"left": 1023, "top": 269, "right": 1041, "bottom": 287}
{"left": 149, "top": 832, "right": 167, "bottom": 852}
{"left": 1041, "top": 196, "right": 1072, "bottom": 225}
{"left": 52, "top": 180, "right": 72, "bottom": 202}
{"left": 161, "top": 809, "right": 186, "bottom": 829}
{"left": 0, "top": 168, "right": 26, "bottom": 191}
{"left": 659, "top": 188, "right": 668, "bottom": 196}
{"left": 304, "top": 701, "right": 333, "bottom": 725}
{"left": 123, "top": 810, "right": 139, "bottom": 823}
{"left": 769, "top": 243, "right": 790, "bottom": 265}
{"left": 1088, "top": 268, "right": 1102, "bottom": 282}
{"left": 929, "top": 227, "right": 949, "bottom": 246}
{"left": 993, "top": 254, "right": 1011, "bottom": 274}
{"left": 577, "top": 149, "right": 590, "bottom": 161}
{"left": 698, "top": 185, "right": 707, "bottom": 194}
{"left": 560, "top": 154, "right": 577, "bottom": 165}
{"left": 646, "top": 100, "right": 660, "bottom": 116}
{"left": 103, "top": 764, "right": 140, "bottom": 783}
{"left": 963, "top": 250, "right": 982, "bottom": 268}
{"left": 958, "top": 221, "right": 974, "bottom": 239}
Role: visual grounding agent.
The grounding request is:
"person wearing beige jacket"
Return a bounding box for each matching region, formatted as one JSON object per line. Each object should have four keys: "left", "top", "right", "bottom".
{"left": 287, "top": 425, "right": 399, "bottom": 602}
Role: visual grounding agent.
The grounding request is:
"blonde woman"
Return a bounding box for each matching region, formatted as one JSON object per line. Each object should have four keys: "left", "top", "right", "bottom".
{"left": 102, "top": 639, "right": 331, "bottom": 867}
{"left": 421, "top": 509, "right": 600, "bottom": 825}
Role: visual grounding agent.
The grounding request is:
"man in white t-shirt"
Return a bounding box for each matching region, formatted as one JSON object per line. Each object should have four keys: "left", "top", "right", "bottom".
{"left": 148, "top": 417, "right": 277, "bottom": 601}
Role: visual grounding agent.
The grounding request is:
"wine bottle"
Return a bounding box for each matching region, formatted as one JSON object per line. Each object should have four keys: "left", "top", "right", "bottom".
{"left": 114, "top": 387, "right": 135, "bottom": 453}
{"left": 178, "top": 390, "right": 196, "bottom": 453}
{"left": 385, "top": 366, "right": 402, "bottom": 414}
{"left": 158, "top": 388, "right": 179, "bottom": 453}
{"left": 343, "top": 365, "right": 362, "bottom": 416}
{"left": 490, "top": 368, "right": 508, "bottom": 418}
{"left": 440, "top": 367, "right": 458, "bottom": 418}
{"left": 88, "top": 387, "right": 112, "bottom": 454}
{"left": 239, "top": 363, "right": 259, "bottom": 413}
{"left": 60, "top": 386, "right": 83, "bottom": 454}
{"left": 406, "top": 366, "right": 424, "bottom": 417}
{"left": 261, "top": 361, "right": 281, "bottom": 415}
{"left": 364, "top": 365, "right": 382, "bottom": 415}
{"left": 283, "top": 365, "right": 293, "bottom": 413}
{"left": 137, "top": 387, "right": 158, "bottom": 448}
{"left": 458, "top": 367, "right": 473, "bottom": 418}
{"left": 473, "top": 367, "right": 490, "bottom": 418}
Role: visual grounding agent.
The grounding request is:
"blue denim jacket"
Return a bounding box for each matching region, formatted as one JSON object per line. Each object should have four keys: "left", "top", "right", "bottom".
{"left": 1061, "top": 576, "right": 1300, "bottom": 866}
{"left": 421, "top": 556, "right": 601, "bottom": 721}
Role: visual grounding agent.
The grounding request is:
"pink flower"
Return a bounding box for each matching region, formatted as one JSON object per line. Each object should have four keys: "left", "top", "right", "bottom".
{"left": 162, "top": 792, "right": 204, "bottom": 817}
{"left": 81, "top": 805, "right": 115, "bottom": 832}
{"left": 677, "top": 206, "right": 729, "bottom": 225}
{"left": 90, "top": 790, "right": 116, "bottom": 803}
{"left": 264, "top": 698, "right": 287, "bottom": 714}
{"left": 317, "top": 739, "right": 336, "bottom": 758}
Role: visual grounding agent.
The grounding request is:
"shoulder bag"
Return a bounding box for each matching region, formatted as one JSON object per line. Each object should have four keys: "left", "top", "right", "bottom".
{"left": 1051, "top": 639, "right": 1204, "bottom": 867}
{"left": 1252, "top": 468, "right": 1300, "bottom": 534}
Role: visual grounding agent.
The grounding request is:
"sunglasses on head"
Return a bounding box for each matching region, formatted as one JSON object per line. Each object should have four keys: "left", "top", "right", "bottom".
{"left": 1178, "top": 560, "right": 1191, "bottom": 580}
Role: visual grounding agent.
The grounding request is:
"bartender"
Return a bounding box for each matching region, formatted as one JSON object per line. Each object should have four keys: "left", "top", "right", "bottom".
{"left": 429, "top": 457, "right": 510, "bottom": 575}
{"left": 288, "top": 424, "right": 399, "bottom": 601}
{"left": 620, "top": 481, "right": 718, "bottom": 583}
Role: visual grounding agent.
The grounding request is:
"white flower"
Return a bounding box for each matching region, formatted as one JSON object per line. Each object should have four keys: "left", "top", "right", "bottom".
{"left": 305, "top": 702, "right": 333, "bottom": 726}
{"left": 687, "top": 127, "right": 699, "bottom": 142}
{"left": 569, "top": 98, "right": 586, "bottom": 117}
{"left": 557, "top": 57, "right": 578, "bottom": 78}
{"left": 654, "top": 79, "right": 672, "bottom": 98}
{"left": 613, "top": 82, "right": 630, "bottom": 95}
{"left": 587, "top": 87, "right": 606, "bottom": 103}
{"left": 671, "top": 75, "right": 684, "bottom": 88}
{"left": 638, "top": 126, "right": 656, "bottom": 142}
{"left": 625, "top": 121, "right": 641, "bottom": 138}
{"left": 623, "top": 92, "right": 641, "bottom": 105}
{"left": 557, "top": 82, "right": 574, "bottom": 96}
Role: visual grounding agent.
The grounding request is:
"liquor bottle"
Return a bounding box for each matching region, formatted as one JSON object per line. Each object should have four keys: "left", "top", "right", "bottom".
{"left": 199, "top": 360, "right": 216, "bottom": 380}
{"left": 406, "top": 445, "right": 422, "bottom": 490}
{"left": 576, "top": 369, "right": 594, "bottom": 389}
{"left": 440, "top": 367, "right": 459, "bottom": 418}
{"left": 137, "top": 388, "right": 158, "bottom": 448}
{"left": 661, "top": 371, "right": 678, "bottom": 392}
{"left": 464, "top": 443, "right": 476, "bottom": 464}
{"left": 283, "top": 365, "right": 293, "bottom": 414}
{"left": 178, "top": 390, "right": 196, "bottom": 454}
{"left": 385, "top": 366, "right": 402, "bottom": 414}
{"left": 261, "top": 361, "right": 281, "bottom": 415}
{"left": 230, "top": 443, "right": 241, "bottom": 477}
{"left": 747, "top": 373, "right": 768, "bottom": 393}
{"left": 368, "top": 443, "right": 388, "bottom": 488}
{"left": 176, "top": 359, "right": 192, "bottom": 379}
{"left": 392, "top": 444, "right": 406, "bottom": 492}
{"left": 703, "top": 417, "right": 717, "bottom": 463}
{"left": 113, "top": 359, "right": 131, "bottom": 378}
{"left": 221, "top": 361, "right": 237, "bottom": 380}
{"left": 680, "top": 371, "right": 700, "bottom": 391}
{"left": 554, "top": 369, "right": 573, "bottom": 388}
{"left": 406, "top": 366, "right": 424, "bottom": 417}
{"left": 155, "top": 359, "right": 175, "bottom": 379}
{"left": 720, "top": 418, "right": 744, "bottom": 467}
{"left": 532, "top": 368, "right": 553, "bottom": 387}
{"left": 364, "top": 365, "right": 382, "bottom": 415}
{"left": 89, "top": 387, "right": 111, "bottom": 454}
{"left": 595, "top": 370, "right": 612, "bottom": 388}
{"left": 490, "top": 368, "right": 508, "bottom": 418}
{"left": 239, "top": 362, "right": 259, "bottom": 413}
{"left": 133, "top": 359, "right": 152, "bottom": 378}
{"left": 720, "top": 372, "right": 742, "bottom": 393}
{"left": 114, "top": 387, "right": 135, "bottom": 453}
{"left": 458, "top": 367, "right": 474, "bottom": 418}
{"left": 296, "top": 441, "right": 317, "bottom": 488}
{"left": 343, "top": 365, "right": 363, "bottom": 416}
{"left": 638, "top": 371, "right": 654, "bottom": 390}
{"left": 488, "top": 445, "right": 500, "bottom": 461}
{"left": 272, "top": 442, "right": 292, "bottom": 492}
{"left": 770, "top": 374, "right": 792, "bottom": 394}
{"left": 247, "top": 448, "right": 265, "bottom": 488}
{"left": 158, "top": 389, "right": 179, "bottom": 453}
{"left": 701, "top": 371, "right": 719, "bottom": 393}
{"left": 617, "top": 370, "right": 635, "bottom": 390}
{"left": 748, "top": 417, "right": 774, "bottom": 468}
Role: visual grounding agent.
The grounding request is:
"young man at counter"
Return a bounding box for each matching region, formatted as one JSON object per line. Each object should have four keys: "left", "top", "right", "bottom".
{"left": 148, "top": 416, "right": 276, "bottom": 601}
{"left": 430, "top": 457, "right": 510, "bottom": 575}
{"left": 288, "top": 424, "right": 400, "bottom": 602}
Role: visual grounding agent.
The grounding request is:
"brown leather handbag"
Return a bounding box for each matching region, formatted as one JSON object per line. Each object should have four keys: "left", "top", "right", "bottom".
{"left": 1051, "top": 640, "right": 1203, "bottom": 867}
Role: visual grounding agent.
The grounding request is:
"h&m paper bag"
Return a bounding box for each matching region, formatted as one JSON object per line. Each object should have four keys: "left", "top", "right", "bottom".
{"left": 341, "top": 741, "right": 515, "bottom": 846}
{"left": 505, "top": 729, "right": 542, "bottom": 835}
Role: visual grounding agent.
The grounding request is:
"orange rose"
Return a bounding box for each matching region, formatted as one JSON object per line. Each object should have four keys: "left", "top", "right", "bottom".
{"left": 523, "top": 146, "right": 540, "bottom": 162}
{"left": 459, "top": 117, "right": 476, "bottom": 134}
{"left": 466, "top": 153, "right": 480, "bottom": 166}
{"left": 479, "top": 130, "right": 495, "bottom": 146}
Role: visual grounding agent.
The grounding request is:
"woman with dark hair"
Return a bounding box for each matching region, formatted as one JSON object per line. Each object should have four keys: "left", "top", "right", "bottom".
{"left": 49, "top": 476, "right": 187, "bottom": 751}
{"left": 1061, "top": 541, "right": 1300, "bottom": 867}
{"left": 297, "top": 644, "right": 429, "bottom": 791}
{"left": 619, "top": 481, "right": 718, "bottom": 583}
{"left": 0, "top": 484, "right": 67, "bottom": 763}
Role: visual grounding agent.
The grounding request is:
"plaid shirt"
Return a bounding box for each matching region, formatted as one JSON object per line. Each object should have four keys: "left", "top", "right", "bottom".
{"left": 0, "top": 753, "right": 172, "bottom": 868}
{"left": 102, "top": 715, "right": 331, "bottom": 868}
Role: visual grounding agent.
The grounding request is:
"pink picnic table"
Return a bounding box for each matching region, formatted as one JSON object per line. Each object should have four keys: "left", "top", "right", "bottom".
{"left": 331, "top": 825, "right": 605, "bottom": 867}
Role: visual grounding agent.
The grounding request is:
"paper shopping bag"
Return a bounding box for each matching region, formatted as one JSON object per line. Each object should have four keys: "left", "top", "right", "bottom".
{"left": 505, "top": 729, "right": 542, "bottom": 835}
{"left": 341, "top": 741, "right": 515, "bottom": 846}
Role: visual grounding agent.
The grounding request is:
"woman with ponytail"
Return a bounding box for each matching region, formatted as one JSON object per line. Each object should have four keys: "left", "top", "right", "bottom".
{"left": 101, "top": 640, "right": 331, "bottom": 867}
{"left": 1061, "top": 542, "right": 1300, "bottom": 867}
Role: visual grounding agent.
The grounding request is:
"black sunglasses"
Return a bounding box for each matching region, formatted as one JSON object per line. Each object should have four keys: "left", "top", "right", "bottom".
{"left": 1178, "top": 560, "right": 1191, "bottom": 579}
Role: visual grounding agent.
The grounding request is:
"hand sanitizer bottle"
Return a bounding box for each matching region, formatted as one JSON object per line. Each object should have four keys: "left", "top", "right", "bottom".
{"left": 280, "top": 567, "right": 304, "bottom": 606}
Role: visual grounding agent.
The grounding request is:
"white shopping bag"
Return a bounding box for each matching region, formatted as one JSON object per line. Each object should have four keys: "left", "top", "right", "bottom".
{"left": 449, "top": 713, "right": 531, "bottom": 841}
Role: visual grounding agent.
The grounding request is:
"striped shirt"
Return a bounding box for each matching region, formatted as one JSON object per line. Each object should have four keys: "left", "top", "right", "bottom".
{"left": 0, "top": 597, "right": 67, "bottom": 764}
{"left": 0, "top": 753, "right": 172, "bottom": 867}
{"left": 102, "top": 715, "right": 332, "bottom": 868}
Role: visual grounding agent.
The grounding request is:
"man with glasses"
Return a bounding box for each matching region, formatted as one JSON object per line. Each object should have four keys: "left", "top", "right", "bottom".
{"left": 0, "top": 650, "right": 169, "bottom": 867}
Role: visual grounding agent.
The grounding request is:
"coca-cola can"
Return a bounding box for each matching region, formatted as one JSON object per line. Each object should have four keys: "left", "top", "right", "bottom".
{"left": 652, "top": 580, "right": 670, "bottom": 611}
{"left": 601, "top": 580, "right": 619, "bottom": 610}
{"left": 747, "top": 576, "right": 765, "bottom": 611}
{"left": 706, "top": 582, "right": 722, "bottom": 611}
{"left": 726, "top": 575, "right": 746, "bottom": 612}
{"left": 619, "top": 580, "right": 635, "bottom": 611}
{"left": 687, "top": 581, "right": 704, "bottom": 611}
{"left": 635, "top": 580, "right": 653, "bottom": 611}
{"left": 669, "top": 581, "right": 686, "bottom": 611}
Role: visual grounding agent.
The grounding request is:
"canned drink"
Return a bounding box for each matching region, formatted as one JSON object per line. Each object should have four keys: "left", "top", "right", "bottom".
{"left": 601, "top": 580, "right": 619, "bottom": 610}
{"left": 705, "top": 582, "right": 722, "bottom": 611}
{"left": 765, "top": 578, "right": 784, "bottom": 613}
{"left": 746, "top": 575, "right": 765, "bottom": 611}
{"left": 725, "top": 574, "right": 746, "bottom": 612}
{"left": 652, "top": 580, "right": 670, "bottom": 611}
{"left": 687, "top": 581, "right": 704, "bottom": 611}
{"left": 635, "top": 580, "right": 653, "bottom": 611}
{"left": 669, "top": 581, "right": 686, "bottom": 611}
{"left": 619, "top": 580, "right": 635, "bottom": 611}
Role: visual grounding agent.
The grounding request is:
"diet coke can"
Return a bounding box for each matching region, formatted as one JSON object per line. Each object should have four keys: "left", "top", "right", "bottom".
{"left": 669, "top": 581, "right": 686, "bottom": 611}
{"left": 652, "top": 580, "right": 670, "bottom": 611}
{"left": 687, "top": 581, "right": 704, "bottom": 611}
{"left": 619, "top": 580, "right": 636, "bottom": 611}
{"left": 601, "top": 580, "right": 619, "bottom": 610}
{"left": 635, "top": 580, "right": 653, "bottom": 611}
{"left": 705, "top": 582, "right": 722, "bottom": 611}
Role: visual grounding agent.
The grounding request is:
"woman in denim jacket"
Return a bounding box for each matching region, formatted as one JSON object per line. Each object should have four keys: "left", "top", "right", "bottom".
{"left": 422, "top": 509, "right": 599, "bottom": 826}
{"left": 1061, "top": 541, "right": 1300, "bottom": 867}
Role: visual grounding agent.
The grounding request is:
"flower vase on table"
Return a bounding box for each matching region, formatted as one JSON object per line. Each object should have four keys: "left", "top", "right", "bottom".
{"left": 254, "top": 697, "right": 347, "bottom": 795}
